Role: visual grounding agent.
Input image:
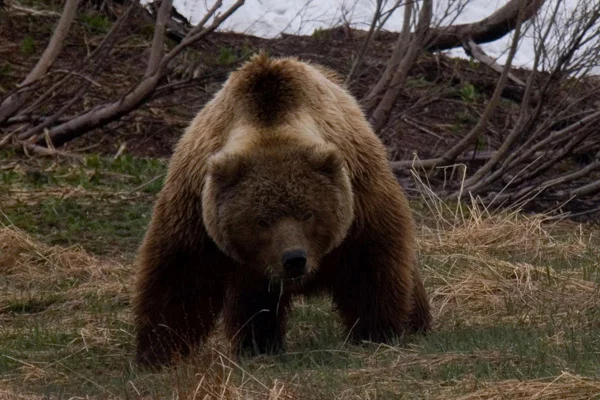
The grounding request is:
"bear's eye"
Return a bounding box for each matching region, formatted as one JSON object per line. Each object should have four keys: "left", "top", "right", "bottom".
{"left": 258, "top": 219, "right": 270, "bottom": 228}
{"left": 301, "top": 212, "right": 314, "bottom": 221}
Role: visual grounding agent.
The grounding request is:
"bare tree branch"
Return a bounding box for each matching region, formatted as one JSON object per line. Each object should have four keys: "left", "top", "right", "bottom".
{"left": 16, "top": 2, "right": 137, "bottom": 122}
{"left": 0, "top": 0, "right": 80, "bottom": 123}
{"left": 571, "top": 179, "right": 600, "bottom": 197}
{"left": 454, "top": 11, "right": 552, "bottom": 195}
{"left": 367, "top": 0, "right": 433, "bottom": 132}
{"left": 362, "top": 0, "right": 414, "bottom": 114}
{"left": 145, "top": 0, "right": 173, "bottom": 77}
{"left": 438, "top": 14, "right": 523, "bottom": 164}
{"left": 345, "top": 0, "right": 383, "bottom": 85}
{"left": 462, "top": 39, "right": 525, "bottom": 86}
{"left": 31, "top": 0, "right": 244, "bottom": 147}
{"left": 159, "top": 0, "right": 243, "bottom": 69}
{"left": 396, "top": 9, "right": 524, "bottom": 173}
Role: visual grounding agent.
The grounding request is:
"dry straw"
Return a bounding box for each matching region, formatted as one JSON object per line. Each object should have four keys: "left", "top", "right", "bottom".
{"left": 0, "top": 224, "right": 128, "bottom": 293}
{"left": 439, "top": 371, "right": 600, "bottom": 400}
{"left": 411, "top": 165, "right": 597, "bottom": 326}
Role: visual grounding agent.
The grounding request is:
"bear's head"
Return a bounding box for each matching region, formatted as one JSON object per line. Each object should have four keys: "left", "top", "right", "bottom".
{"left": 202, "top": 144, "right": 354, "bottom": 282}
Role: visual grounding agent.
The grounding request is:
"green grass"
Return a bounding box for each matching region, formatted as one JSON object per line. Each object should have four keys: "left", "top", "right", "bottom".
{"left": 1, "top": 152, "right": 600, "bottom": 399}
{"left": 454, "top": 110, "right": 478, "bottom": 124}
{"left": 0, "top": 151, "right": 166, "bottom": 190}
{"left": 405, "top": 76, "right": 437, "bottom": 90}
{"left": 459, "top": 83, "right": 478, "bottom": 103}
{"left": 217, "top": 47, "right": 238, "bottom": 65}
{"left": 4, "top": 197, "right": 153, "bottom": 255}
{"left": 0, "top": 62, "right": 11, "bottom": 77}
{"left": 20, "top": 35, "right": 36, "bottom": 56}
{"left": 80, "top": 11, "right": 112, "bottom": 33}
{"left": 311, "top": 27, "right": 331, "bottom": 41}
{"left": 0, "top": 152, "right": 166, "bottom": 255}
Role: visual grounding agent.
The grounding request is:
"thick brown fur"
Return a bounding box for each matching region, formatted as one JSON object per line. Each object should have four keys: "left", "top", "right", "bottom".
{"left": 133, "top": 53, "right": 432, "bottom": 368}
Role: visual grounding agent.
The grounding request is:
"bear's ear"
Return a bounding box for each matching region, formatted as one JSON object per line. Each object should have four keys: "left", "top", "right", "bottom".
{"left": 308, "top": 146, "right": 344, "bottom": 178}
{"left": 207, "top": 153, "right": 247, "bottom": 186}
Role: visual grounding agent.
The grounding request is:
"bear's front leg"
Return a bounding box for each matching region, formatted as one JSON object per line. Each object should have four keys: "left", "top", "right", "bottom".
{"left": 134, "top": 194, "right": 232, "bottom": 368}
{"left": 134, "top": 239, "right": 230, "bottom": 368}
{"left": 223, "top": 274, "right": 292, "bottom": 356}
{"left": 329, "top": 245, "right": 413, "bottom": 343}
{"left": 328, "top": 194, "right": 431, "bottom": 343}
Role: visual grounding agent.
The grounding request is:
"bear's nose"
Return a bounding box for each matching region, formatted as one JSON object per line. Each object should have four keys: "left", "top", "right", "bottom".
{"left": 281, "top": 249, "right": 307, "bottom": 278}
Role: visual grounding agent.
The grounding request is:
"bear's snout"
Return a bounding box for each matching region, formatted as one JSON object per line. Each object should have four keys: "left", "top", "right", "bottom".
{"left": 281, "top": 249, "right": 308, "bottom": 279}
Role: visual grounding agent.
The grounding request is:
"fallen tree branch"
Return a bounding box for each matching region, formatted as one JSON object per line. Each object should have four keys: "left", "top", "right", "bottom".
{"left": 29, "top": 0, "right": 244, "bottom": 147}
{"left": 462, "top": 39, "right": 526, "bottom": 86}
{"left": 9, "top": 2, "right": 61, "bottom": 16}
{"left": 402, "top": 117, "right": 445, "bottom": 141}
{"left": 571, "top": 179, "right": 600, "bottom": 197}
{"left": 0, "top": 0, "right": 80, "bottom": 124}
{"left": 16, "top": 2, "right": 136, "bottom": 123}
{"left": 425, "top": 0, "right": 545, "bottom": 51}
{"left": 9, "top": 141, "right": 84, "bottom": 159}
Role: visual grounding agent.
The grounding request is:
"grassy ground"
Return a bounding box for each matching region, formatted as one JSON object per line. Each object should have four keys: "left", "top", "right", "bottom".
{"left": 1, "top": 152, "right": 600, "bottom": 399}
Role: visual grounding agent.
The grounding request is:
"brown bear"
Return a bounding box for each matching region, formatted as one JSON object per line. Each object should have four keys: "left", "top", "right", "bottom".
{"left": 133, "top": 53, "right": 432, "bottom": 368}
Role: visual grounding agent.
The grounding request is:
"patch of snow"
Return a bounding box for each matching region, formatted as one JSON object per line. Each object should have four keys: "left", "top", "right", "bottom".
{"left": 171, "top": 0, "right": 599, "bottom": 74}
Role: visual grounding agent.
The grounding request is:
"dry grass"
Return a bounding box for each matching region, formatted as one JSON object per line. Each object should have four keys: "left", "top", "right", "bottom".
{"left": 420, "top": 206, "right": 586, "bottom": 259}
{"left": 0, "top": 389, "right": 48, "bottom": 400}
{"left": 0, "top": 225, "right": 128, "bottom": 294}
{"left": 436, "top": 371, "right": 600, "bottom": 399}
{"left": 414, "top": 168, "right": 588, "bottom": 259}
{"left": 412, "top": 171, "right": 599, "bottom": 327}
{"left": 0, "top": 186, "right": 150, "bottom": 207}
{"left": 423, "top": 251, "right": 599, "bottom": 326}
